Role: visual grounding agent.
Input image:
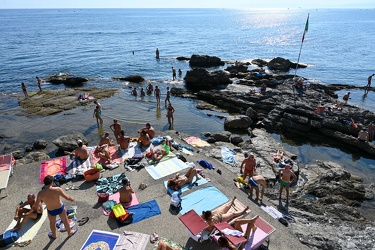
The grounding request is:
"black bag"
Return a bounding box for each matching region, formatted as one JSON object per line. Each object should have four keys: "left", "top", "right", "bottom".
{"left": 0, "top": 230, "right": 19, "bottom": 247}
{"left": 176, "top": 154, "right": 187, "bottom": 162}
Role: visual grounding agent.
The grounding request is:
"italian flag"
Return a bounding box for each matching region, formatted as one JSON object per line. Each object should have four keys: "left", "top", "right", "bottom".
{"left": 302, "top": 14, "right": 309, "bottom": 42}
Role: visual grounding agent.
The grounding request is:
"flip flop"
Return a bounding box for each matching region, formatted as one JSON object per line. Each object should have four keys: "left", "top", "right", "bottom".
{"left": 77, "top": 217, "right": 89, "bottom": 226}
{"left": 48, "top": 232, "right": 56, "bottom": 240}
{"left": 68, "top": 227, "right": 78, "bottom": 238}
{"left": 150, "top": 232, "right": 159, "bottom": 243}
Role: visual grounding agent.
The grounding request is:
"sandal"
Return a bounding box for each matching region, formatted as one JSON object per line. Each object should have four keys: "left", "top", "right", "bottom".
{"left": 48, "top": 232, "right": 56, "bottom": 240}
{"left": 150, "top": 232, "right": 159, "bottom": 243}
{"left": 77, "top": 217, "right": 89, "bottom": 226}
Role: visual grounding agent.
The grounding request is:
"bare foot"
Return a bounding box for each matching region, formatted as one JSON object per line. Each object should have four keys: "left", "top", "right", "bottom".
{"left": 241, "top": 206, "right": 249, "bottom": 215}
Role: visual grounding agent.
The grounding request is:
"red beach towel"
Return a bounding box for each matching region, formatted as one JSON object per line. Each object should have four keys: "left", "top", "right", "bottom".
{"left": 40, "top": 156, "right": 67, "bottom": 184}
{"left": 90, "top": 146, "right": 122, "bottom": 165}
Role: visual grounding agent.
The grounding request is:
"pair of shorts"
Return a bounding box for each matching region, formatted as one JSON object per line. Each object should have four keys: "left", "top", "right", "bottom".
{"left": 248, "top": 177, "right": 259, "bottom": 188}
{"left": 280, "top": 180, "right": 290, "bottom": 188}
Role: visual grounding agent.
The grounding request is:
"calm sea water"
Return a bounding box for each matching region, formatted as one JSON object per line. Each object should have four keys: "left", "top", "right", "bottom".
{"left": 0, "top": 8, "right": 375, "bottom": 184}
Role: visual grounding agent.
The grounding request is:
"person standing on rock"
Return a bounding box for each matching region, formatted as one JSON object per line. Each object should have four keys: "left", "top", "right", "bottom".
{"left": 278, "top": 164, "right": 297, "bottom": 202}
{"left": 367, "top": 74, "right": 374, "bottom": 88}
{"left": 36, "top": 76, "right": 42, "bottom": 92}
{"left": 109, "top": 119, "right": 122, "bottom": 144}
{"left": 21, "top": 82, "right": 28, "bottom": 98}
{"left": 343, "top": 92, "right": 350, "bottom": 103}
{"left": 240, "top": 152, "right": 256, "bottom": 181}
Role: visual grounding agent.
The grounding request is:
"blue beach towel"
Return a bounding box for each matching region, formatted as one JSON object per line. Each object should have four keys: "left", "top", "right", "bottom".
{"left": 163, "top": 174, "right": 208, "bottom": 195}
{"left": 197, "top": 160, "right": 214, "bottom": 170}
{"left": 221, "top": 146, "right": 236, "bottom": 165}
{"left": 126, "top": 200, "right": 161, "bottom": 224}
{"left": 179, "top": 185, "right": 228, "bottom": 215}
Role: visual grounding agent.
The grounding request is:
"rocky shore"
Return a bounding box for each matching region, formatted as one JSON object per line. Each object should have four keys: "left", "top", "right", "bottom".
{"left": 2, "top": 54, "right": 375, "bottom": 249}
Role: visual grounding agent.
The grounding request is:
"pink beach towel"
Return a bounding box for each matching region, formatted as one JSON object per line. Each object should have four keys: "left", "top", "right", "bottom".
{"left": 102, "top": 192, "right": 139, "bottom": 215}
{"left": 40, "top": 156, "right": 67, "bottom": 184}
{"left": 90, "top": 146, "right": 122, "bottom": 165}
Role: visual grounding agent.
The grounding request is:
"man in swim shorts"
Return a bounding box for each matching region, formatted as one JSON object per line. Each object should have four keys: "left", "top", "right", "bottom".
{"left": 13, "top": 193, "right": 43, "bottom": 230}
{"left": 64, "top": 139, "right": 89, "bottom": 161}
{"left": 34, "top": 175, "right": 78, "bottom": 239}
{"left": 119, "top": 177, "right": 134, "bottom": 204}
{"left": 278, "top": 164, "right": 297, "bottom": 202}
{"left": 248, "top": 174, "right": 268, "bottom": 202}
{"left": 240, "top": 152, "right": 256, "bottom": 181}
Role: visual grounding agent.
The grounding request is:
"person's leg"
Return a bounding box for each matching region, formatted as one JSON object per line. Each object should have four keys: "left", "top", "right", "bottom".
{"left": 59, "top": 208, "right": 77, "bottom": 237}
{"left": 221, "top": 205, "right": 249, "bottom": 222}
{"left": 186, "top": 168, "right": 200, "bottom": 183}
{"left": 286, "top": 187, "right": 290, "bottom": 201}
{"left": 279, "top": 183, "right": 284, "bottom": 199}
{"left": 99, "top": 116, "right": 103, "bottom": 127}
{"left": 233, "top": 215, "right": 259, "bottom": 235}
{"left": 215, "top": 196, "right": 237, "bottom": 214}
{"left": 255, "top": 187, "right": 260, "bottom": 200}
{"left": 242, "top": 171, "right": 249, "bottom": 181}
{"left": 249, "top": 186, "right": 254, "bottom": 197}
{"left": 48, "top": 214, "right": 57, "bottom": 238}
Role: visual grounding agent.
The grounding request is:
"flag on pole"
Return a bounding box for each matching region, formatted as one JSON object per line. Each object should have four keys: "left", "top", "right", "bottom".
{"left": 302, "top": 14, "right": 309, "bottom": 42}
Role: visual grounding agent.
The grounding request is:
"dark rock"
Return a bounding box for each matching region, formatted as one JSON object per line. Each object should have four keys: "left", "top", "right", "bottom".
{"left": 231, "top": 136, "right": 244, "bottom": 145}
{"left": 12, "top": 150, "right": 24, "bottom": 160}
{"left": 170, "top": 87, "right": 186, "bottom": 96}
{"left": 52, "top": 131, "right": 88, "bottom": 151}
{"left": 176, "top": 56, "right": 191, "bottom": 61}
{"left": 206, "top": 137, "right": 216, "bottom": 143}
{"left": 25, "top": 146, "right": 33, "bottom": 152}
{"left": 184, "top": 68, "right": 231, "bottom": 90}
{"left": 212, "top": 131, "right": 231, "bottom": 142}
{"left": 267, "top": 57, "right": 307, "bottom": 72}
{"left": 203, "top": 132, "right": 211, "bottom": 137}
{"left": 224, "top": 115, "right": 253, "bottom": 129}
{"left": 189, "top": 54, "right": 225, "bottom": 68}
{"left": 251, "top": 59, "right": 268, "bottom": 67}
{"left": 22, "top": 151, "right": 50, "bottom": 164}
{"left": 112, "top": 75, "right": 144, "bottom": 83}
{"left": 33, "top": 139, "right": 48, "bottom": 150}
{"left": 45, "top": 74, "right": 88, "bottom": 86}
{"left": 225, "top": 64, "right": 249, "bottom": 73}
{"left": 245, "top": 107, "right": 258, "bottom": 120}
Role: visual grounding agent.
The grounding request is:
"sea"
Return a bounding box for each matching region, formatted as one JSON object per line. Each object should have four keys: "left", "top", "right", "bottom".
{"left": 0, "top": 8, "right": 375, "bottom": 199}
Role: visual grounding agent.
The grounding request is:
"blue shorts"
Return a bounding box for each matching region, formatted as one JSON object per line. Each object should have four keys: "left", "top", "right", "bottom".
{"left": 248, "top": 177, "right": 259, "bottom": 188}
{"left": 48, "top": 204, "right": 65, "bottom": 216}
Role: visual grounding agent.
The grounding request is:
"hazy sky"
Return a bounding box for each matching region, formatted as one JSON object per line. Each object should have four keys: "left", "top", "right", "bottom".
{"left": 0, "top": 0, "right": 373, "bottom": 9}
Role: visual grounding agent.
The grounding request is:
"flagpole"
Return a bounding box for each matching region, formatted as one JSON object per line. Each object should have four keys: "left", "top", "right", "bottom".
{"left": 294, "top": 13, "right": 309, "bottom": 78}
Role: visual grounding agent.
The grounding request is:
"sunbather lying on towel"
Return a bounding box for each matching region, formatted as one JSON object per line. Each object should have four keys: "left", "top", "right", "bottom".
{"left": 217, "top": 215, "right": 259, "bottom": 250}
{"left": 156, "top": 239, "right": 182, "bottom": 250}
{"left": 150, "top": 140, "right": 170, "bottom": 162}
{"left": 167, "top": 168, "right": 200, "bottom": 191}
{"left": 202, "top": 197, "right": 249, "bottom": 231}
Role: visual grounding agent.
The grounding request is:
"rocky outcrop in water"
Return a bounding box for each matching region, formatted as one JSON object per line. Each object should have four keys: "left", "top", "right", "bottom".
{"left": 112, "top": 75, "right": 145, "bottom": 83}
{"left": 52, "top": 131, "right": 88, "bottom": 151}
{"left": 184, "top": 68, "right": 231, "bottom": 90}
{"left": 45, "top": 73, "right": 88, "bottom": 86}
{"left": 189, "top": 54, "right": 225, "bottom": 68}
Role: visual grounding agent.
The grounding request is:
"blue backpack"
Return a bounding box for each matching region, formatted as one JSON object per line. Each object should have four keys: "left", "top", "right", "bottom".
{"left": 0, "top": 230, "right": 19, "bottom": 247}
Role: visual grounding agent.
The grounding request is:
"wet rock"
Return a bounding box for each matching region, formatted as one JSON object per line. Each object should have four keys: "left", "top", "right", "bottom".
{"left": 170, "top": 87, "right": 186, "bottom": 96}
{"left": 33, "top": 139, "right": 48, "bottom": 150}
{"left": 189, "top": 54, "right": 225, "bottom": 68}
{"left": 251, "top": 59, "right": 268, "bottom": 67}
{"left": 45, "top": 73, "right": 88, "bottom": 86}
{"left": 25, "top": 146, "right": 33, "bottom": 152}
{"left": 245, "top": 107, "right": 258, "bottom": 120}
{"left": 184, "top": 68, "right": 231, "bottom": 90}
{"left": 22, "top": 151, "right": 50, "bottom": 164}
{"left": 267, "top": 57, "right": 307, "bottom": 72}
{"left": 224, "top": 115, "right": 253, "bottom": 129}
{"left": 231, "top": 136, "right": 244, "bottom": 145}
{"left": 212, "top": 131, "right": 231, "bottom": 142}
{"left": 52, "top": 131, "right": 88, "bottom": 151}
{"left": 11, "top": 150, "right": 24, "bottom": 160}
{"left": 112, "top": 75, "right": 144, "bottom": 83}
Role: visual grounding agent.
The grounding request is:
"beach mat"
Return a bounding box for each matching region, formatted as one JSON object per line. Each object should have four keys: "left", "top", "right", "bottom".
{"left": 5, "top": 205, "right": 47, "bottom": 246}
{"left": 80, "top": 230, "right": 120, "bottom": 250}
{"left": 261, "top": 205, "right": 284, "bottom": 219}
{"left": 120, "top": 142, "right": 141, "bottom": 161}
{"left": 123, "top": 200, "right": 161, "bottom": 225}
{"left": 66, "top": 155, "right": 93, "bottom": 176}
{"left": 152, "top": 237, "right": 189, "bottom": 250}
{"left": 145, "top": 157, "right": 189, "bottom": 180}
{"left": 102, "top": 192, "right": 139, "bottom": 215}
{"left": 90, "top": 145, "right": 122, "bottom": 165}
{"left": 40, "top": 156, "right": 67, "bottom": 184}
{"left": 179, "top": 185, "right": 228, "bottom": 215}
{"left": 114, "top": 230, "right": 149, "bottom": 250}
{"left": 163, "top": 174, "right": 207, "bottom": 195}
{"left": 96, "top": 173, "right": 126, "bottom": 195}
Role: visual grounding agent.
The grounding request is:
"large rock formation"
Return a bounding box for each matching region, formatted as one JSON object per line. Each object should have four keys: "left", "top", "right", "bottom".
{"left": 112, "top": 75, "right": 145, "bottom": 83}
{"left": 45, "top": 73, "right": 88, "bottom": 86}
{"left": 189, "top": 54, "right": 225, "bottom": 68}
{"left": 52, "top": 131, "right": 88, "bottom": 151}
{"left": 184, "top": 68, "right": 231, "bottom": 90}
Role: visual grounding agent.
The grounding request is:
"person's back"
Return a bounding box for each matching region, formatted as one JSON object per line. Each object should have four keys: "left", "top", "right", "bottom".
{"left": 119, "top": 130, "right": 130, "bottom": 150}
{"left": 119, "top": 178, "right": 134, "bottom": 203}
{"left": 75, "top": 144, "right": 89, "bottom": 160}
{"left": 38, "top": 186, "right": 64, "bottom": 210}
{"left": 99, "top": 132, "right": 113, "bottom": 146}
{"left": 138, "top": 130, "right": 151, "bottom": 147}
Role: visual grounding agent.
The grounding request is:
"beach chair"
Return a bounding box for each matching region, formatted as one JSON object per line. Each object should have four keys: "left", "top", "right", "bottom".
{"left": 179, "top": 209, "right": 211, "bottom": 242}
{"left": 0, "top": 153, "right": 15, "bottom": 198}
{"left": 213, "top": 216, "right": 276, "bottom": 250}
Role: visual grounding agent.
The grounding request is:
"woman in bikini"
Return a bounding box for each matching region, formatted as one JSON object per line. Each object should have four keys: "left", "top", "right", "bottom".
{"left": 167, "top": 168, "right": 200, "bottom": 190}
{"left": 201, "top": 197, "right": 249, "bottom": 231}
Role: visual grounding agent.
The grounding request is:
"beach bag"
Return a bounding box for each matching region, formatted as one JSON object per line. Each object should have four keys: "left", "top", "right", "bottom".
{"left": 110, "top": 204, "right": 132, "bottom": 223}
{"left": 170, "top": 192, "right": 182, "bottom": 211}
{"left": 54, "top": 173, "right": 67, "bottom": 186}
{"left": 0, "top": 230, "right": 19, "bottom": 247}
{"left": 176, "top": 154, "right": 187, "bottom": 162}
{"left": 97, "top": 192, "right": 109, "bottom": 203}
{"left": 84, "top": 168, "right": 100, "bottom": 181}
